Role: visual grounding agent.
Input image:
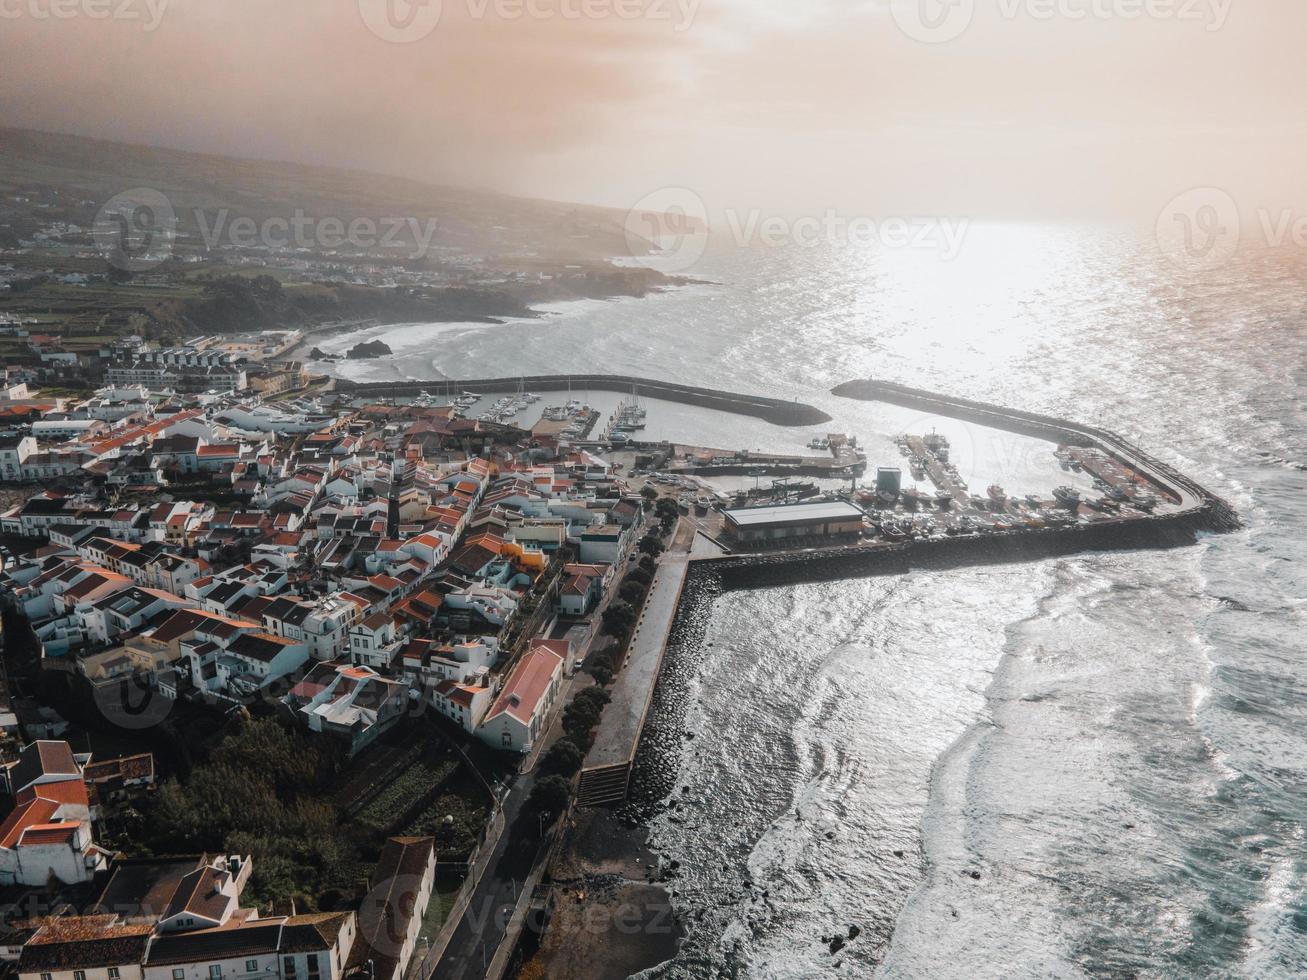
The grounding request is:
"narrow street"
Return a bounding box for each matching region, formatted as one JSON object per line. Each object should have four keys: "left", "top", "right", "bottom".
{"left": 426, "top": 515, "right": 654, "bottom": 978}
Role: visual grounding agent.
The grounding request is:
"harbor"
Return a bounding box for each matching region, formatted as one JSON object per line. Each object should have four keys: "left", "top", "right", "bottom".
{"left": 560, "top": 375, "right": 1239, "bottom": 810}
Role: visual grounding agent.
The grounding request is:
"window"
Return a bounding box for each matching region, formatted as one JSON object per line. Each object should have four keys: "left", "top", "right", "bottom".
{"left": 246, "top": 962, "right": 259, "bottom": 974}
{"left": 210, "top": 967, "right": 222, "bottom": 980}
{"left": 109, "top": 972, "right": 121, "bottom": 980}
{"left": 41, "top": 973, "right": 52, "bottom": 980}
{"left": 284, "top": 958, "right": 297, "bottom": 976}
{"left": 173, "top": 972, "right": 185, "bottom": 980}
{"left": 306, "top": 956, "right": 320, "bottom": 978}
{"left": 74, "top": 971, "right": 86, "bottom": 980}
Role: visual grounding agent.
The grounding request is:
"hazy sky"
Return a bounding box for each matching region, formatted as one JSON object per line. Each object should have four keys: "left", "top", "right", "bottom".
{"left": 2, "top": 0, "right": 1304, "bottom": 219}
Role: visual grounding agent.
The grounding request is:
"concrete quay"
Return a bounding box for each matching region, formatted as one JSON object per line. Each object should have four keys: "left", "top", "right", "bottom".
{"left": 576, "top": 550, "right": 689, "bottom": 808}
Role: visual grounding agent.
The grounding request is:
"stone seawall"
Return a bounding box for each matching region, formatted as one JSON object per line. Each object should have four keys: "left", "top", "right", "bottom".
{"left": 338, "top": 375, "right": 831, "bottom": 427}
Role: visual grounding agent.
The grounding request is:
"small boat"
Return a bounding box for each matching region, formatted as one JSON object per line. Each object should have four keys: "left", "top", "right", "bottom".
{"left": 924, "top": 429, "right": 950, "bottom": 461}
{"left": 1053, "top": 486, "right": 1081, "bottom": 508}
{"left": 934, "top": 491, "right": 954, "bottom": 509}
{"left": 987, "top": 484, "right": 1007, "bottom": 504}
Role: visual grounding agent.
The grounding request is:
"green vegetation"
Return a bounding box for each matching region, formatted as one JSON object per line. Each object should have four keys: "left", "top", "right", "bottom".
{"left": 354, "top": 756, "right": 457, "bottom": 835}
{"left": 401, "top": 767, "right": 492, "bottom": 860}
{"left": 638, "top": 533, "right": 665, "bottom": 558}
{"left": 528, "top": 775, "right": 573, "bottom": 816}
{"left": 539, "top": 740, "right": 583, "bottom": 778}
{"left": 618, "top": 580, "right": 647, "bottom": 604}
{"left": 588, "top": 652, "right": 615, "bottom": 687}
{"left": 144, "top": 717, "right": 361, "bottom": 912}
{"left": 602, "top": 601, "right": 636, "bottom": 640}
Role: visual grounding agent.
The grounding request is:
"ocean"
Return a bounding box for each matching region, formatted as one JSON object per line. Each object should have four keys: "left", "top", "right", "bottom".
{"left": 315, "top": 222, "right": 1307, "bottom": 977}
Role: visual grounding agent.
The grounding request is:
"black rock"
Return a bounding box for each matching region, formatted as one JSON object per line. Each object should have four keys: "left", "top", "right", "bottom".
{"left": 346, "top": 339, "right": 393, "bottom": 360}
{"left": 848, "top": 925, "right": 861, "bottom": 940}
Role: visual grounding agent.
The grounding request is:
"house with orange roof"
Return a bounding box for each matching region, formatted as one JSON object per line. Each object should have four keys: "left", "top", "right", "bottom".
{"left": 476, "top": 644, "right": 564, "bottom": 753}
{"left": 431, "top": 678, "right": 493, "bottom": 734}
{"left": 0, "top": 740, "right": 109, "bottom": 886}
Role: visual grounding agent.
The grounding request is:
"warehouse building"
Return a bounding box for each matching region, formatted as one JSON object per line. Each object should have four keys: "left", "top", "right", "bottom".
{"left": 722, "top": 500, "right": 865, "bottom": 544}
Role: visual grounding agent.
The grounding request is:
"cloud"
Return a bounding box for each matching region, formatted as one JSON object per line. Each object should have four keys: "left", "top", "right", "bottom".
{"left": 1, "top": 0, "right": 1304, "bottom": 219}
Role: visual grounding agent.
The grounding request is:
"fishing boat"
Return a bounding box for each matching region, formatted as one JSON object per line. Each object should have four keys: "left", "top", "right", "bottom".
{"left": 924, "top": 429, "right": 950, "bottom": 462}
{"left": 1053, "top": 486, "right": 1082, "bottom": 508}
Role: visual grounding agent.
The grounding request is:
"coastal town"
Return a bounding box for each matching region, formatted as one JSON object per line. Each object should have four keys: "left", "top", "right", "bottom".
{"left": 0, "top": 320, "right": 708, "bottom": 977}
{"left": 0, "top": 319, "right": 1238, "bottom": 979}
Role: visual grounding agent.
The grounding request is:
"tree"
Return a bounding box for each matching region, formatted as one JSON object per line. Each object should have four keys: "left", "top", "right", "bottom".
{"left": 529, "top": 775, "right": 573, "bottom": 815}
{"left": 619, "top": 581, "right": 646, "bottom": 604}
{"left": 540, "top": 740, "right": 584, "bottom": 778}
{"left": 638, "top": 534, "right": 664, "bottom": 558}
{"left": 562, "top": 699, "right": 602, "bottom": 735}
{"left": 574, "top": 687, "right": 611, "bottom": 710}
{"left": 638, "top": 554, "right": 657, "bottom": 574}
{"left": 602, "top": 601, "right": 636, "bottom": 637}
{"left": 626, "top": 569, "right": 653, "bottom": 588}
{"left": 641, "top": 485, "right": 659, "bottom": 503}
{"left": 588, "top": 650, "right": 617, "bottom": 686}
{"left": 655, "top": 498, "right": 679, "bottom": 520}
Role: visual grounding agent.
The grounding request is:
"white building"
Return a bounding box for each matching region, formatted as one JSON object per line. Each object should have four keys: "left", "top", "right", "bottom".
{"left": 476, "top": 645, "right": 564, "bottom": 753}
{"left": 0, "top": 740, "right": 110, "bottom": 886}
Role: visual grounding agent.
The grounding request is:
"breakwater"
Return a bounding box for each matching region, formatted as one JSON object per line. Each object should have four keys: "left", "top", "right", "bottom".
{"left": 607, "top": 379, "right": 1241, "bottom": 812}
{"left": 338, "top": 375, "right": 831, "bottom": 427}
{"left": 832, "top": 377, "right": 1241, "bottom": 531}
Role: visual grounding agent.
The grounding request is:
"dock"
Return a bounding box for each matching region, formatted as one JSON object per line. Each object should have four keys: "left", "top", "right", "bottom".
{"left": 902, "top": 434, "right": 967, "bottom": 501}
{"left": 576, "top": 552, "right": 689, "bottom": 807}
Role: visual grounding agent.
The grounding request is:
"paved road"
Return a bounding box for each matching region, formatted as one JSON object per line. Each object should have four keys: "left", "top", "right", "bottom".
{"left": 432, "top": 763, "right": 548, "bottom": 980}
{"left": 428, "top": 517, "right": 653, "bottom": 978}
